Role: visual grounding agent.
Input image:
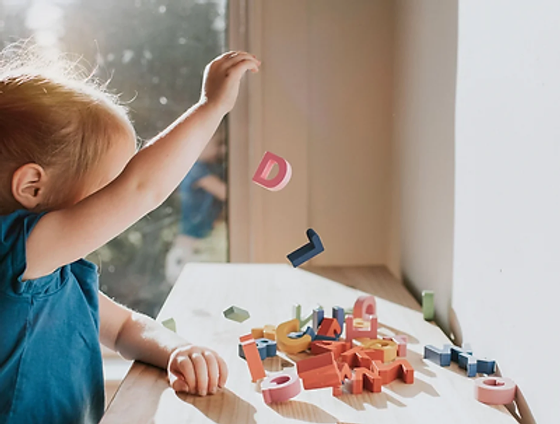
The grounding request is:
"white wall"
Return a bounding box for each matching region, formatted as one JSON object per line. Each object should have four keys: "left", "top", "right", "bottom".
{"left": 393, "top": 0, "right": 458, "bottom": 334}
{"left": 453, "top": 2, "right": 560, "bottom": 423}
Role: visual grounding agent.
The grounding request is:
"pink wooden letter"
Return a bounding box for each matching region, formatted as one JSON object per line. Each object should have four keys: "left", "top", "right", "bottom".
{"left": 353, "top": 295, "right": 376, "bottom": 319}
{"left": 474, "top": 377, "right": 516, "bottom": 405}
{"left": 345, "top": 315, "right": 377, "bottom": 342}
{"left": 261, "top": 372, "right": 302, "bottom": 404}
{"left": 252, "top": 151, "right": 292, "bottom": 191}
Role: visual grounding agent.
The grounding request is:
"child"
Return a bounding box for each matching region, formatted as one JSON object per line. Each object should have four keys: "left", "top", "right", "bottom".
{"left": 165, "top": 124, "right": 227, "bottom": 283}
{"left": 0, "top": 42, "right": 259, "bottom": 424}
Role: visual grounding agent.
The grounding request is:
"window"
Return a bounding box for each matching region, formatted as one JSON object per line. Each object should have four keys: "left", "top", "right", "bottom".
{"left": 0, "top": 0, "right": 229, "bottom": 318}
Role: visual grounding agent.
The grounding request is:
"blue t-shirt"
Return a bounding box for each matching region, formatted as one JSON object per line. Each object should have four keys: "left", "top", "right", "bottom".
{"left": 0, "top": 210, "right": 104, "bottom": 424}
{"left": 179, "top": 161, "right": 225, "bottom": 239}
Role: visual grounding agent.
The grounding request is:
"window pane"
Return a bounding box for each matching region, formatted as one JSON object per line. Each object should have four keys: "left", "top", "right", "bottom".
{"left": 0, "top": 0, "right": 229, "bottom": 318}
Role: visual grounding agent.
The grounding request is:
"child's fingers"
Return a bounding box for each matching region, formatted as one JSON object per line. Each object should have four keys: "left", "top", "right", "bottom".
{"left": 174, "top": 356, "right": 196, "bottom": 394}
{"left": 190, "top": 352, "right": 209, "bottom": 396}
{"left": 172, "top": 378, "right": 189, "bottom": 393}
{"left": 203, "top": 351, "right": 220, "bottom": 394}
{"left": 226, "top": 59, "right": 259, "bottom": 82}
{"left": 212, "top": 50, "right": 239, "bottom": 66}
{"left": 223, "top": 52, "right": 260, "bottom": 72}
{"left": 216, "top": 354, "right": 228, "bottom": 388}
{"left": 224, "top": 55, "right": 260, "bottom": 75}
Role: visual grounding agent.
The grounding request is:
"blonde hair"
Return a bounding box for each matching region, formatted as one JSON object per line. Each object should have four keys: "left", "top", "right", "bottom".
{"left": 0, "top": 40, "right": 136, "bottom": 214}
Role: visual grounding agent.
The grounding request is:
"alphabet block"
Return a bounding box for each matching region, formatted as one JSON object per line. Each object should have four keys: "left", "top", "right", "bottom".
{"left": 238, "top": 338, "right": 277, "bottom": 360}
{"left": 382, "top": 335, "right": 408, "bottom": 357}
{"left": 296, "top": 352, "right": 340, "bottom": 390}
{"left": 223, "top": 305, "right": 250, "bottom": 323}
{"left": 317, "top": 318, "right": 341, "bottom": 339}
{"left": 258, "top": 338, "right": 277, "bottom": 358}
{"left": 161, "top": 318, "right": 176, "bottom": 333}
{"left": 314, "top": 335, "right": 339, "bottom": 341}
{"left": 358, "top": 339, "right": 397, "bottom": 363}
{"left": 339, "top": 346, "right": 365, "bottom": 368}
{"left": 337, "top": 362, "right": 352, "bottom": 382}
{"left": 287, "top": 229, "right": 325, "bottom": 267}
{"left": 372, "top": 359, "right": 414, "bottom": 385}
{"left": 252, "top": 151, "right": 292, "bottom": 191}
{"left": 263, "top": 325, "right": 276, "bottom": 341}
{"left": 239, "top": 334, "right": 266, "bottom": 382}
{"left": 353, "top": 295, "right": 376, "bottom": 319}
{"left": 351, "top": 367, "right": 382, "bottom": 394}
{"left": 425, "top": 343, "right": 495, "bottom": 377}
{"left": 251, "top": 328, "right": 264, "bottom": 339}
{"left": 474, "top": 377, "right": 516, "bottom": 405}
{"left": 262, "top": 372, "right": 302, "bottom": 404}
{"left": 332, "top": 386, "right": 343, "bottom": 397}
{"left": 450, "top": 344, "right": 476, "bottom": 377}
{"left": 476, "top": 358, "right": 496, "bottom": 375}
{"left": 332, "top": 362, "right": 352, "bottom": 397}
{"left": 345, "top": 315, "right": 377, "bottom": 342}
{"left": 312, "top": 307, "right": 324, "bottom": 332}
{"left": 452, "top": 345, "right": 495, "bottom": 377}
{"left": 276, "top": 319, "right": 312, "bottom": 354}
{"left": 355, "top": 349, "right": 384, "bottom": 369}
{"left": 310, "top": 340, "right": 351, "bottom": 359}
{"left": 332, "top": 306, "right": 345, "bottom": 334}
{"left": 293, "top": 304, "right": 314, "bottom": 329}
{"left": 458, "top": 352, "right": 478, "bottom": 377}
{"left": 450, "top": 343, "right": 473, "bottom": 363}
{"left": 289, "top": 326, "right": 316, "bottom": 340}
{"left": 424, "top": 344, "right": 452, "bottom": 367}
{"left": 422, "top": 290, "right": 435, "bottom": 321}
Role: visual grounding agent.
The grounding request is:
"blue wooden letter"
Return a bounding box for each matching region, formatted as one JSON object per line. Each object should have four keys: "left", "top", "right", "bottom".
{"left": 287, "top": 229, "right": 325, "bottom": 267}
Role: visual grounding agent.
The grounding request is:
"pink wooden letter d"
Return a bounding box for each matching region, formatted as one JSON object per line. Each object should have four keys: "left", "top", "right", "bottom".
{"left": 252, "top": 151, "right": 292, "bottom": 191}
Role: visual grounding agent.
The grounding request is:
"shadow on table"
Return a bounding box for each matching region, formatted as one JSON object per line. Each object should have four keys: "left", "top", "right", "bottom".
{"left": 337, "top": 391, "right": 406, "bottom": 410}
{"left": 504, "top": 384, "right": 537, "bottom": 424}
{"left": 263, "top": 355, "right": 295, "bottom": 373}
{"left": 402, "top": 349, "right": 437, "bottom": 378}
{"left": 269, "top": 400, "right": 339, "bottom": 423}
{"left": 385, "top": 376, "right": 439, "bottom": 399}
{"left": 337, "top": 375, "right": 438, "bottom": 411}
{"left": 494, "top": 364, "right": 537, "bottom": 424}
{"left": 177, "top": 388, "right": 258, "bottom": 424}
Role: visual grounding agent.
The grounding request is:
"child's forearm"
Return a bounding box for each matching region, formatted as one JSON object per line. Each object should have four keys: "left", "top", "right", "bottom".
{"left": 122, "top": 101, "right": 225, "bottom": 211}
{"left": 115, "top": 311, "right": 190, "bottom": 369}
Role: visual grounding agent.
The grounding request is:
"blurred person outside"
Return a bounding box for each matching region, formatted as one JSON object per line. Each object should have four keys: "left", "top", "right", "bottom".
{"left": 165, "top": 123, "right": 227, "bottom": 283}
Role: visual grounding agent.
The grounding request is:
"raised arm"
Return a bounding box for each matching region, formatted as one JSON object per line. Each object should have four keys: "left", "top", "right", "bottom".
{"left": 23, "top": 52, "right": 259, "bottom": 280}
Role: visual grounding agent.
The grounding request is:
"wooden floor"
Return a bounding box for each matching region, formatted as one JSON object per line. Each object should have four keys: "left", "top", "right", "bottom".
{"left": 101, "top": 264, "right": 517, "bottom": 424}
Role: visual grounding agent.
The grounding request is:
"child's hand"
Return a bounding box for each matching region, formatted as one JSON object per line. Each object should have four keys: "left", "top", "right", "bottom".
{"left": 167, "top": 344, "right": 228, "bottom": 396}
{"left": 200, "top": 51, "right": 260, "bottom": 115}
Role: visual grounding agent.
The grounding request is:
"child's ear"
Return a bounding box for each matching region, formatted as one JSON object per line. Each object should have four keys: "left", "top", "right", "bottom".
{"left": 11, "top": 163, "right": 48, "bottom": 209}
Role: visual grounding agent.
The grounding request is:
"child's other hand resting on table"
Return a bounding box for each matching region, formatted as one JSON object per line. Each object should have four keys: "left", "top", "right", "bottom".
{"left": 168, "top": 345, "right": 228, "bottom": 396}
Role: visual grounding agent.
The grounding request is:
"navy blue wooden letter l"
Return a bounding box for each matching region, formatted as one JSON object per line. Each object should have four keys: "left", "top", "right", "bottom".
{"left": 287, "top": 228, "right": 325, "bottom": 267}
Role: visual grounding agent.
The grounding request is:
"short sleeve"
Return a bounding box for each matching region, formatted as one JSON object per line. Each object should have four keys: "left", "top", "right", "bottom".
{"left": 0, "top": 209, "right": 47, "bottom": 295}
